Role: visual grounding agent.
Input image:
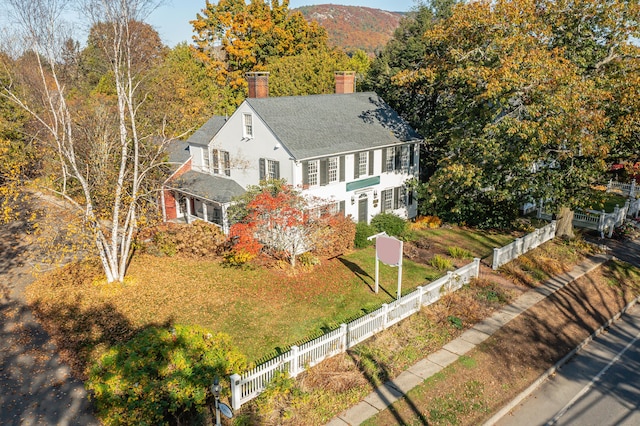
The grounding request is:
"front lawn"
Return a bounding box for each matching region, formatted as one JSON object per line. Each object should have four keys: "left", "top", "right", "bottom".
{"left": 26, "top": 226, "right": 515, "bottom": 375}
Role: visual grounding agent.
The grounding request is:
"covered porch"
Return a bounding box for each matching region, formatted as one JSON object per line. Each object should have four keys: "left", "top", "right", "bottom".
{"left": 162, "top": 170, "right": 246, "bottom": 235}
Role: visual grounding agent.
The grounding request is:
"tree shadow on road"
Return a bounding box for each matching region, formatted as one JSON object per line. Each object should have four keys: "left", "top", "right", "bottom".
{"left": 345, "top": 348, "right": 429, "bottom": 425}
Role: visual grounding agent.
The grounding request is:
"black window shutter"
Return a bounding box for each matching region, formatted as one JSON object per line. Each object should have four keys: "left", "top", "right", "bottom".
{"left": 394, "top": 187, "right": 400, "bottom": 209}
{"left": 339, "top": 156, "right": 345, "bottom": 182}
{"left": 259, "top": 158, "right": 265, "bottom": 181}
{"left": 302, "top": 161, "right": 309, "bottom": 186}
{"left": 408, "top": 189, "right": 414, "bottom": 205}
{"left": 354, "top": 154, "right": 359, "bottom": 179}
{"left": 339, "top": 200, "right": 345, "bottom": 216}
{"left": 382, "top": 148, "right": 387, "bottom": 172}
{"left": 274, "top": 161, "right": 280, "bottom": 179}
{"left": 320, "top": 159, "right": 328, "bottom": 186}
{"left": 394, "top": 146, "right": 401, "bottom": 170}
{"left": 409, "top": 144, "right": 415, "bottom": 168}
{"left": 369, "top": 151, "right": 374, "bottom": 175}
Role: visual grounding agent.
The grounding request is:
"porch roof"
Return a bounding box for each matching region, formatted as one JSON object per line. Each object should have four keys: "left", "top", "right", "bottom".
{"left": 167, "top": 171, "right": 245, "bottom": 204}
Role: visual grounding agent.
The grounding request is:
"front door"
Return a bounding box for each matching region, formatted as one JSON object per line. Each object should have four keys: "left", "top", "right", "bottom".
{"left": 358, "top": 194, "right": 368, "bottom": 223}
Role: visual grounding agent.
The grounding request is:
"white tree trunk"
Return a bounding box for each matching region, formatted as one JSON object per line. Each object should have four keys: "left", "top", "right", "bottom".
{"left": 3, "top": 0, "right": 165, "bottom": 283}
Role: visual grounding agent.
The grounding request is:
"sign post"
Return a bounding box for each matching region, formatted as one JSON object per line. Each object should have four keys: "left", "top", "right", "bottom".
{"left": 211, "top": 376, "right": 233, "bottom": 425}
{"left": 370, "top": 234, "right": 404, "bottom": 299}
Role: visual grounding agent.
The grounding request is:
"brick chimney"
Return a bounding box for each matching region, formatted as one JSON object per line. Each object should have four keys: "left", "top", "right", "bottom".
{"left": 335, "top": 71, "right": 356, "bottom": 94}
{"left": 246, "top": 71, "right": 269, "bottom": 98}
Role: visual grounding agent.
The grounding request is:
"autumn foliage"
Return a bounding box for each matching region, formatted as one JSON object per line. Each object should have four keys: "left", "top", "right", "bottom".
{"left": 229, "top": 181, "right": 354, "bottom": 267}
{"left": 309, "top": 213, "right": 356, "bottom": 259}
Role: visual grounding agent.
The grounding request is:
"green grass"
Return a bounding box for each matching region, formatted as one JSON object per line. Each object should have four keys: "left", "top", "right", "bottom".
{"left": 27, "top": 225, "right": 516, "bottom": 368}
{"left": 412, "top": 227, "right": 514, "bottom": 259}
{"left": 587, "top": 192, "right": 628, "bottom": 212}
{"left": 448, "top": 246, "right": 474, "bottom": 259}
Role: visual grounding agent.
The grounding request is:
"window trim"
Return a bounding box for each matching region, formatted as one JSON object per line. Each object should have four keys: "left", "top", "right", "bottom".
{"left": 308, "top": 160, "right": 319, "bottom": 186}
{"left": 381, "top": 188, "right": 393, "bottom": 212}
{"left": 243, "top": 113, "right": 253, "bottom": 139}
{"left": 327, "top": 156, "right": 339, "bottom": 184}
{"left": 358, "top": 152, "right": 368, "bottom": 177}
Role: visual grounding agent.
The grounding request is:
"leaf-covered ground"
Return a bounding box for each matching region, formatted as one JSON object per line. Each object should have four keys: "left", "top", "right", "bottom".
{"left": 25, "top": 226, "right": 513, "bottom": 378}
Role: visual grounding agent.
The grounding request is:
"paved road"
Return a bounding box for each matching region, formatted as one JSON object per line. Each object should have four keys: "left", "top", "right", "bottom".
{"left": 1, "top": 220, "right": 98, "bottom": 425}
{"left": 495, "top": 304, "right": 640, "bottom": 426}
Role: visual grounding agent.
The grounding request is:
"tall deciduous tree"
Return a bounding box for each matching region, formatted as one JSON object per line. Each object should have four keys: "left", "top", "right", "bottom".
{"left": 0, "top": 53, "right": 37, "bottom": 222}
{"left": 191, "top": 0, "right": 331, "bottom": 105}
{"left": 146, "top": 43, "right": 225, "bottom": 135}
{"left": 370, "top": 0, "right": 639, "bottom": 231}
{"left": 365, "top": 1, "right": 457, "bottom": 177}
{"left": 266, "top": 48, "right": 359, "bottom": 96}
{"left": 2, "top": 0, "right": 168, "bottom": 283}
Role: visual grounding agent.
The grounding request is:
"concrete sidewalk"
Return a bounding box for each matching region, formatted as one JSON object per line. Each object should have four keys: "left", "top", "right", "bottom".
{"left": 326, "top": 252, "right": 614, "bottom": 426}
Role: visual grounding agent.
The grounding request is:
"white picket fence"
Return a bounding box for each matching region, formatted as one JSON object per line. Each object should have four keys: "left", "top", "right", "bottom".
{"left": 228, "top": 218, "right": 570, "bottom": 409}
{"left": 628, "top": 197, "right": 640, "bottom": 219}
{"left": 607, "top": 179, "right": 637, "bottom": 198}
{"left": 229, "top": 258, "right": 481, "bottom": 410}
{"left": 537, "top": 200, "right": 634, "bottom": 238}
{"left": 492, "top": 221, "right": 557, "bottom": 270}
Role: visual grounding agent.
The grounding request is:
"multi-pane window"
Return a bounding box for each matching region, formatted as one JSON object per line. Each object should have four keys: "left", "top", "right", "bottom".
{"left": 358, "top": 152, "right": 368, "bottom": 177}
{"left": 327, "top": 201, "right": 341, "bottom": 215}
{"left": 243, "top": 113, "right": 253, "bottom": 138}
{"left": 381, "top": 189, "right": 393, "bottom": 212}
{"left": 307, "top": 161, "right": 319, "bottom": 186}
{"left": 328, "top": 157, "right": 339, "bottom": 183}
{"left": 267, "top": 159, "right": 278, "bottom": 179}
{"left": 222, "top": 151, "right": 230, "bottom": 176}
{"left": 260, "top": 158, "right": 280, "bottom": 180}
{"left": 386, "top": 147, "right": 395, "bottom": 171}
{"left": 211, "top": 150, "right": 231, "bottom": 176}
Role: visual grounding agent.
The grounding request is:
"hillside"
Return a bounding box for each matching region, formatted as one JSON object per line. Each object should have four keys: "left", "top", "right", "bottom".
{"left": 295, "top": 4, "right": 404, "bottom": 56}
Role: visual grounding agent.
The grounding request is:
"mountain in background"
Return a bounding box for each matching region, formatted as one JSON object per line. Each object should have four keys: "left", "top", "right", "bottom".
{"left": 295, "top": 5, "right": 404, "bottom": 56}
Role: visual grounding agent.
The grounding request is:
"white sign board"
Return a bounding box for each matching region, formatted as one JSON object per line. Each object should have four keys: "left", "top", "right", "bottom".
{"left": 376, "top": 236, "right": 403, "bottom": 266}
{"left": 373, "top": 235, "right": 403, "bottom": 298}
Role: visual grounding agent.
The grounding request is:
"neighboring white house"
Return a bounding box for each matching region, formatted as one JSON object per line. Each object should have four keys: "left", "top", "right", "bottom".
{"left": 162, "top": 72, "right": 423, "bottom": 234}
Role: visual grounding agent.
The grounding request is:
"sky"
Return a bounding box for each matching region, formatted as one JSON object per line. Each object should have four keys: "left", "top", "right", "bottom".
{"left": 148, "top": 1, "right": 419, "bottom": 47}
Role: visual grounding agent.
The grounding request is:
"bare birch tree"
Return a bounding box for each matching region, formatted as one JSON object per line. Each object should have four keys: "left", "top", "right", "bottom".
{"left": 2, "top": 0, "right": 167, "bottom": 283}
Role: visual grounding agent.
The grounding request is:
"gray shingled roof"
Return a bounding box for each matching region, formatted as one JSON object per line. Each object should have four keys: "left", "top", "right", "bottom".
{"left": 167, "top": 171, "right": 245, "bottom": 203}
{"left": 165, "top": 139, "right": 191, "bottom": 164}
{"left": 246, "top": 92, "right": 422, "bottom": 160}
{"left": 186, "top": 116, "right": 227, "bottom": 146}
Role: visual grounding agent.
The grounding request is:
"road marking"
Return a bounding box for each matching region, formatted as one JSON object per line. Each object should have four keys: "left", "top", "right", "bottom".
{"left": 546, "top": 326, "right": 640, "bottom": 425}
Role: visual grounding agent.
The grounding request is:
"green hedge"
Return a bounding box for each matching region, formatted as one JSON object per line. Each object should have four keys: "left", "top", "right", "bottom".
{"left": 87, "top": 325, "right": 246, "bottom": 425}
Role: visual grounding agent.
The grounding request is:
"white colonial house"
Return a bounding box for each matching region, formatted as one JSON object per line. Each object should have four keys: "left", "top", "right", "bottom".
{"left": 162, "top": 72, "right": 423, "bottom": 234}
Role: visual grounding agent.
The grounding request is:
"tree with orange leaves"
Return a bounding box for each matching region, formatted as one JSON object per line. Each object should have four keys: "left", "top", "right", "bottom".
{"left": 191, "top": 0, "right": 331, "bottom": 106}
{"left": 229, "top": 180, "right": 310, "bottom": 266}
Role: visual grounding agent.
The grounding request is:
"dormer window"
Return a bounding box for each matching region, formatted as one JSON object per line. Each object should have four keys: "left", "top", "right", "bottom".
{"left": 243, "top": 113, "right": 253, "bottom": 138}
